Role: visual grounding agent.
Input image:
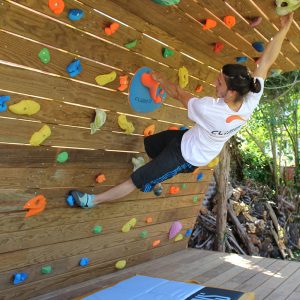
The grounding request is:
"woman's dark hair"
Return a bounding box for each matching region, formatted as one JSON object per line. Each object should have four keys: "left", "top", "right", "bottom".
{"left": 222, "top": 64, "right": 261, "bottom": 98}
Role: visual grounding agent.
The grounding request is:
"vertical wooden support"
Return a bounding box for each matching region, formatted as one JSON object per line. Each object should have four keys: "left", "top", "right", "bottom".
{"left": 214, "top": 142, "right": 230, "bottom": 252}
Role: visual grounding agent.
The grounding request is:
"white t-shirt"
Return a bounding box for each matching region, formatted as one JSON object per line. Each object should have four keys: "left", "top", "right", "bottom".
{"left": 181, "top": 77, "right": 264, "bottom": 166}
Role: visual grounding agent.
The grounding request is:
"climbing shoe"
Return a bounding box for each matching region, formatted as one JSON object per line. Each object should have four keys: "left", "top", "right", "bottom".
{"left": 153, "top": 183, "right": 163, "bottom": 196}
{"left": 70, "top": 190, "right": 95, "bottom": 208}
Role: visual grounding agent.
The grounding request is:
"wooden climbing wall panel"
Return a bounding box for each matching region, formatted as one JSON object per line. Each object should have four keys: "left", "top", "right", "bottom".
{"left": 0, "top": 0, "right": 298, "bottom": 298}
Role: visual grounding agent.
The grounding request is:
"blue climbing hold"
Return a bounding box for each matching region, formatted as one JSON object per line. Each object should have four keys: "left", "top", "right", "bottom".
{"left": 66, "top": 194, "right": 75, "bottom": 207}
{"left": 236, "top": 57, "right": 248, "bottom": 63}
{"left": 180, "top": 126, "right": 189, "bottom": 131}
{"left": 252, "top": 42, "right": 264, "bottom": 52}
{"left": 185, "top": 229, "right": 193, "bottom": 237}
{"left": 68, "top": 9, "right": 84, "bottom": 21}
{"left": 79, "top": 257, "right": 89, "bottom": 266}
{"left": 197, "top": 173, "right": 204, "bottom": 181}
{"left": 66, "top": 59, "right": 82, "bottom": 77}
{"left": 0, "top": 95, "right": 10, "bottom": 112}
{"left": 13, "top": 272, "right": 28, "bottom": 285}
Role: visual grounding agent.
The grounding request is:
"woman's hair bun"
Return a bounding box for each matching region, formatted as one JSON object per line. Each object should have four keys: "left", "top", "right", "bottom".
{"left": 249, "top": 77, "right": 261, "bottom": 93}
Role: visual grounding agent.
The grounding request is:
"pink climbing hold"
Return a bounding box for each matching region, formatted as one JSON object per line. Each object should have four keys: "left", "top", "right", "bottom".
{"left": 168, "top": 221, "right": 182, "bottom": 239}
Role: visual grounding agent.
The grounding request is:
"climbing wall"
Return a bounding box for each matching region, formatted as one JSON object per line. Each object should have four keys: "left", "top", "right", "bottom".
{"left": 0, "top": 0, "right": 299, "bottom": 299}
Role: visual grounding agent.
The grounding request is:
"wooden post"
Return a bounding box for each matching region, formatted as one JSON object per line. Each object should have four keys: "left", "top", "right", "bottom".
{"left": 214, "top": 142, "right": 230, "bottom": 252}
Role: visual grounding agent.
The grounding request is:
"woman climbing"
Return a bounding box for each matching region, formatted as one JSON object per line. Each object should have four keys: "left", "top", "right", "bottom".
{"left": 69, "top": 13, "right": 294, "bottom": 208}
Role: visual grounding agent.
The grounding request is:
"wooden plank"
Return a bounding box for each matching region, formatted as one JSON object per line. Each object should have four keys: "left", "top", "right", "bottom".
{"left": 0, "top": 189, "right": 205, "bottom": 231}
{"left": 0, "top": 64, "right": 192, "bottom": 126}
{"left": 0, "top": 240, "right": 187, "bottom": 299}
{"left": 287, "top": 292, "right": 300, "bottom": 300}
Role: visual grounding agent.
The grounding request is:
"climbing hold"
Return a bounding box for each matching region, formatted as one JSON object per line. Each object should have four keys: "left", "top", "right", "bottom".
{"left": 152, "top": 240, "right": 161, "bottom": 247}
{"left": 13, "top": 272, "right": 28, "bottom": 285}
{"left": 252, "top": 42, "right": 265, "bottom": 52}
{"left": 56, "top": 151, "right": 69, "bottom": 163}
{"left": 275, "top": 0, "right": 300, "bottom": 16}
{"left": 132, "top": 156, "right": 145, "bottom": 172}
{"left": 66, "top": 59, "right": 82, "bottom": 77}
{"left": 270, "top": 69, "right": 283, "bottom": 77}
{"left": 195, "top": 85, "right": 203, "bottom": 93}
{"left": 140, "top": 230, "right": 149, "bottom": 238}
{"left": 92, "top": 225, "right": 103, "bottom": 234}
{"left": 9, "top": 100, "right": 40, "bottom": 116}
{"left": 213, "top": 42, "right": 224, "bottom": 53}
{"left": 141, "top": 73, "right": 166, "bottom": 103}
{"left": 66, "top": 194, "right": 75, "bottom": 207}
{"left": 90, "top": 108, "right": 106, "bottom": 134}
{"left": 79, "top": 257, "right": 89, "bottom": 266}
{"left": 202, "top": 19, "right": 217, "bottom": 30}
{"left": 181, "top": 183, "right": 187, "bottom": 189}
{"left": 122, "top": 218, "right": 137, "bottom": 233}
{"left": 144, "top": 124, "right": 155, "bottom": 137}
{"left": 193, "top": 195, "right": 199, "bottom": 203}
{"left": 95, "top": 173, "right": 106, "bottom": 183}
{"left": 104, "top": 22, "right": 120, "bottom": 35}
{"left": 48, "top": 0, "right": 65, "bottom": 15}
{"left": 180, "top": 126, "right": 189, "bottom": 131}
{"left": 162, "top": 47, "right": 175, "bottom": 58}
{"left": 223, "top": 16, "right": 236, "bottom": 28}
{"left": 68, "top": 9, "right": 84, "bottom": 21}
{"left": 95, "top": 71, "right": 117, "bottom": 86}
{"left": 0, "top": 95, "right": 10, "bottom": 112}
{"left": 152, "top": 0, "right": 180, "bottom": 5}
{"left": 249, "top": 16, "right": 262, "bottom": 27}
{"left": 41, "top": 265, "right": 52, "bottom": 274}
{"left": 197, "top": 173, "right": 204, "bottom": 181}
{"left": 168, "top": 126, "right": 179, "bottom": 130}
{"left": 178, "top": 66, "right": 188, "bottom": 88}
{"left": 23, "top": 195, "right": 47, "bottom": 217}
{"left": 146, "top": 216, "right": 153, "bottom": 224}
{"left": 153, "top": 184, "right": 163, "bottom": 196}
{"left": 169, "top": 186, "right": 180, "bottom": 195}
{"left": 124, "top": 39, "right": 138, "bottom": 49}
{"left": 169, "top": 221, "right": 183, "bottom": 239}
{"left": 175, "top": 233, "right": 184, "bottom": 241}
{"left": 115, "top": 260, "right": 126, "bottom": 270}
{"left": 207, "top": 156, "right": 219, "bottom": 168}
{"left": 193, "top": 167, "right": 201, "bottom": 174}
{"left": 117, "top": 75, "right": 129, "bottom": 91}
{"left": 185, "top": 229, "right": 193, "bottom": 237}
{"left": 29, "top": 124, "right": 51, "bottom": 146}
{"left": 38, "top": 48, "right": 51, "bottom": 64}
{"left": 118, "top": 114, "right": 135, "bottom": 134}
{"left": 236, "top": 57, "right": 248, "bottom": 63}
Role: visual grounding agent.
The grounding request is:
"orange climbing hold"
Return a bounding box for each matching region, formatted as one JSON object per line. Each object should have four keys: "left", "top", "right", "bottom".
{"left": 141, "top": 73, "right": 164, "bottom": 103}
{"left": 96, "top": 173, "right": 106, "bottom": 183}
{"left": 223, "top": 16, "right": 236, "bottom": 28}
{"left": 168, "top": 126, "right": 179, "bottom": 130}
{"left": 48, "top": 0, "right": 65, "bottom": 15}
{"left": 146, "top": 217, "right": 153, "bottom": 224}
{"left": 169, "top": 186, "right": 180, "bottom": 195}
{"left": 144, "top": 124, "right": 155, "bottom": 137}
{"left": 195, "top": 85, "right": 203, "bottom": 93}
{"left": 23, "top": 195, "right": 47, "bottom": 218}
{"left": 104, "top": 22, "right": 120, "bottom": 35}
{"left": 202, "top": 19, "right": 217, "bottom": 30}
{"left": 152, "top": 240, "right": 161, "bottom": 247}
{"left": 213, "top": 42, "right": 224, "bottom": 53}
{"left": 117, "top": 75, "right": 129, "bottom": 91}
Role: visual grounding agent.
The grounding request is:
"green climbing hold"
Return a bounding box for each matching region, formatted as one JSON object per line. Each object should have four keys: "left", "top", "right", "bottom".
{"left": 181, "top": 183, "right": 187, "bottom": 189}
{"left": 41, "top": 265, "right": 52, "bottom": 274}
{"left": 193, "top": 195, "right": 198, "bottom": 203}
{"left": 140, "top": 230, "right": 148, "bottom": 239}
{"left": 152, "top": 0, "right": 181, "bottom": 5}
{"left": 124, "top": 39, "right": 138, "bottom": 49}
{"left": 92, "top": 225, "right": 103, "bottom": 234}
{"left": 38, "top": 48, "right": 51, "bottom": 64}
{"left": 162, "top": 47, "right": 175, "bottom": 58}
{"left": 56, "top": 151, "right": 69, "bottom": 163}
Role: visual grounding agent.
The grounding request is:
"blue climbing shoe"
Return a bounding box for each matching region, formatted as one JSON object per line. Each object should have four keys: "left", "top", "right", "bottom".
{"left": 70, "top": 190, "right": 95, "bottom": 208}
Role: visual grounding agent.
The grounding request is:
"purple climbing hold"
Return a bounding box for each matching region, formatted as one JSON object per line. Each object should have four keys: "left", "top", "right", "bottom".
{"left": 0, "top": 95, "right": 10, "bottom": 112}
{"left": 13, "top": 272, "right": 28, "bottom": 285}
{"left": 66, "top": 59, "right": 82, "bottom": 77}
{"left": 169, "top": 221, "right": 183, "bottom": 239}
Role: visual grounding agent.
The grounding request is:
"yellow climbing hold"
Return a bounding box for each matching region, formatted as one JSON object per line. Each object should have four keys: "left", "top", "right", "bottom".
{"left": 29, "top": 125, "right": 51, "bottom": 146}
{"left": 122, "top": 218, "right": 137, "bottom": 233}
{"left": 178, "top": 66, "right": 189, "bottom": 88}
{"left": 90, "top": 108, "right": 106, "bottom": 134}
{"left": 9, "top": 100, "right": 40, "bottom": 116}
{"left": 95, "top": 71, "right": 117, "bottom": 86}
{"left": 115, "top": 260, "right": 126, "bottom": 270}
{"left": 118, "top": 114, "right": 135, "bottom": 134}
{"left": 175, "top": 233, "right": 183, "bottom": 241}
{"left": 207, "top": 156, "right": 219, "bottom": 168}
